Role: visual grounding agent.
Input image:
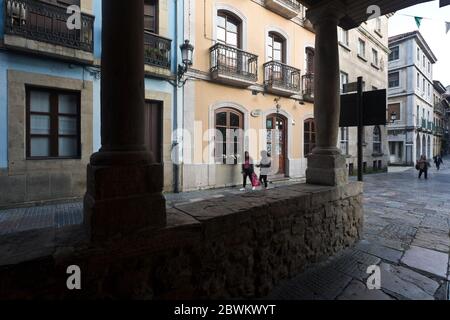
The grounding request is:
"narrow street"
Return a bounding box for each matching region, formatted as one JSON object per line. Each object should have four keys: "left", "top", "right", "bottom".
{"left": 1, "top": 163, "right": 450, "bottom": 300}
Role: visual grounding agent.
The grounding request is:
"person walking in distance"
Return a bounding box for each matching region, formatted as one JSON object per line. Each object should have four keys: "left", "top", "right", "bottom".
{"left": 240, "top": 151, "right": 255, "bottom": 191}
{"left": 417, "top": 155, "right": 430, "bottom": 179}
{"left": 435, "top": 155, "right": 443, "bottom": 171}
{"left": 256, "top": 151, "right": 272, "bottom": 189}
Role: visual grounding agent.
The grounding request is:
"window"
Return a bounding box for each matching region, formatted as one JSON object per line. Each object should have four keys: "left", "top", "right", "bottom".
{"left": 417, "top": 48, "right": 420, "bottom": 61}
{"left": 428, "top": 84, "right": 431, "bottom": 97}
{"left": 340, "top": 127, "right": 349, "bottom": 155}
{"left": 338, "top": 27, "right": 349, "bottom": 46}
{"left": 422, "top": 55, "right": 426, "bottom": 68}
{"left": 217, "top": 11, "right": 241, "bottom": 48}
{"left": 417, "top": 105, "right": 420, "bottom": 126}
{"left": 417, "top": 73, "right": 420, "bottom": 89}
{"left": 305, "top": 47, "right": 315, "bottom": 74}
{"left": 373, "top": 126, "right": 382, "bottom": 154}
{"left": 388, "top": 72, "right": 399, "bottom": 88}
{"left": 144, "top": 0, "right": 158, "bottom": 34}
{"left": 340, "top": 71, "right": 349, "bottom": 93}
{"left": 389, "top": 46, "right": 399, "bottom": 61}
{"left": 215, "top": 108, "right": 243, "bottom": 164}
{"left": 27, "top": 88, "right": 80, "bottom": 159}
{"left": 423, "top": 79, "right": 426, "bottom": 92}
{"left": 304, "top": 119, "right": 316, "bottom": 156}
{"left": 428, "top": 62, "right": 431, "bottom": 73}
{"left": 375, "top": 17, "right": 381, "bottom": 32}
{"left": 372, "top": 49, "right": 379, "bottom": 66}
{"left": 267, "top": 32, "right": 286, "bottom": 63}
{"left": 358, "top": 39, "right": 366, "bottom": 57}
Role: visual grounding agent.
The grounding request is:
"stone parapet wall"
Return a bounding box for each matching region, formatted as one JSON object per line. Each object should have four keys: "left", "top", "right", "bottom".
{"left": 0, "top": 182, "right": 363, "bottom": 299}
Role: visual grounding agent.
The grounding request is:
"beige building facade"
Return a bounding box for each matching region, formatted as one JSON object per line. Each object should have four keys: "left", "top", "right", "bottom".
{"left": 338, "top": 16, "right": 390, "bottom": 174}
{"left": 181, "top": 0, "right": 316, "bottom": 191}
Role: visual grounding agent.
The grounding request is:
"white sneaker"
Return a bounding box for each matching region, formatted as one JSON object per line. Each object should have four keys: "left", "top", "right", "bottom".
{"left": 240, "top": 188, "right": 245, "bottom": 191}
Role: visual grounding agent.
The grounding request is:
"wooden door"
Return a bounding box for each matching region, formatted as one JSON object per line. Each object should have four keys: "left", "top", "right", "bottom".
{"left": 266, "top": 114, "right": 287, "bottom": 175}
{"left": 144, "top": 100, "right": 163, "bottom": 163}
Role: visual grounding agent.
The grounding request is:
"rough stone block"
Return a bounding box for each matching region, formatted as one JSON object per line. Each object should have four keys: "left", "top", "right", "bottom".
{"left": 26, "top": 173, "right": 51, "bottom": 202}
{"left": 0, "top": 175, "right": 26, "bottom": 206}
{"left": 50, "top": 172, "right": 72, "bottom": 198}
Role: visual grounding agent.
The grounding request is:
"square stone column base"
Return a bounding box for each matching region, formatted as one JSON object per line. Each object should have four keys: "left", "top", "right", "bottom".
{"left": 306, "top": 153, "right": 348, "bottom": 186}
{"left": 84, "top": 160, "right": 166, "bottom": 241}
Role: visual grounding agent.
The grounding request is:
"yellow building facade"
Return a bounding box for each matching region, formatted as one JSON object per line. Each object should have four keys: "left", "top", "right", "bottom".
{"left": 181, "top": 0, "right": 316, "bottom": 191}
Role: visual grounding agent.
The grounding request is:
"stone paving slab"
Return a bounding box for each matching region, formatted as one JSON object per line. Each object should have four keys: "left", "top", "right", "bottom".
{"left": 380, "top": 263, "right": 438, "bottom": 300}
{"left": 326, "top": 249, "right": 381, "bottom": 281}
{"left": 268, "top": 265, "right": 352, "bottom": 300}
{"left": 337, "top": 280, "right": 394, "bottom": 300}
{"left": 412, "top": 227, "right": 450, "bottom": 253}
{"left": 355, "top": 240, "right": 404, "bottom": 263}
{"left": 401, "top": 246, "right": 448, "bottom": 279}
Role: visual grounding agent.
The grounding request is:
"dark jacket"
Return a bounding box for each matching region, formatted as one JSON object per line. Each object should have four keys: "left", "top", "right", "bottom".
{"left": 242, "top": 159, "right": 254, "bottom": 174}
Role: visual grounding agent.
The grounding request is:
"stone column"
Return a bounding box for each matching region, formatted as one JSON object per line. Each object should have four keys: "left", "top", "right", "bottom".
{"left": 305, "top": 4, "right": 348, "bottom": 186}
{"left": 84, "top": 1, "right": 166, "bottom": 241}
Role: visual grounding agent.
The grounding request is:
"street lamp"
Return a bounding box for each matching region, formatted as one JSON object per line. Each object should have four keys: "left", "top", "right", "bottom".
{"left": 390, "top": 112, "right": 397, "bottom": 123}
{"left": 178, "top": 40, "right": 194, "bottom": 82}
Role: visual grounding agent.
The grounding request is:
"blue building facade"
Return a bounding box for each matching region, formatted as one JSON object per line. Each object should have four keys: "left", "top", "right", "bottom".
{"left": 0, "top": 0, "right": 182, "bottom": 207}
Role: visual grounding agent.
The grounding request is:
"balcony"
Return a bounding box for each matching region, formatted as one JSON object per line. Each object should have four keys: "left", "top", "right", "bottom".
{"left": 4, "top": 0, "right": 94, "bottom": 61}
{"left": 302, "top": 73, "right": 314, "bottom": 102}
{"left": 144, "top": 31, "right": 172, "bottom": 77}
{"left": 264, "top": 0, "right": 302, "bottom": 19}
{"left": 264, "top": 61, "right": 301, "bottom": 97}
{"left": 434, "top": 102, "right": 445, "bottom": 115}
{"left": 210, "top": 43, "right": 258, "bottom": 88}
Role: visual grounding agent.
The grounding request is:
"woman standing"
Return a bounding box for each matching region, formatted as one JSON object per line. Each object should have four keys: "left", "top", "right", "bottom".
{"left": 417, "top": 155, "right": 430, "bottom": 180}
{"left": 240, "top": 151, "right": 255, "bottom": 191}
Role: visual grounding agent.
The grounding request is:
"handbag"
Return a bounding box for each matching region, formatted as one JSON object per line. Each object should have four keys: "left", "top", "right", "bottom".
{"left": 251, "top": 173, "right": 261, "bottom": 187}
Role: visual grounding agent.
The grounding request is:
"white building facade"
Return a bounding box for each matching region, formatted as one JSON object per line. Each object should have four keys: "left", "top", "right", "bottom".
{"left": 387, "top": 31, "right": 437, "bottom": 165}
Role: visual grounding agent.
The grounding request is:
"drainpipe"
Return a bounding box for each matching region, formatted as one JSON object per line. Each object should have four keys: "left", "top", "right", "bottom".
{"left": 172, "top": 0, "right": 180, "bottom": 193}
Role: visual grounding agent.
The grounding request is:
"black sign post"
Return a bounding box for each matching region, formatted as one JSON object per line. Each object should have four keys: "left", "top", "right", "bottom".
{"left": 357, "top": 77, "right": 364, "bottom": 182}
{"left": 340, "top": 78, "right": 387, "bottom": 183}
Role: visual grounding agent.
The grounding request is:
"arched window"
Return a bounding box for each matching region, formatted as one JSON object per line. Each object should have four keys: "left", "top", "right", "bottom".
{"left": 267, "top": 32, "right": 286, "bottom": 63}
{"left": 304, "top": 118, "right": 316, "bottom": 156}
{"left": 217, "top": 11, "right": 241, "bottom": 48}
{"left": 373, "top": 126, "right": 382, "bottom": 154}
{"left": 215, "top": 108, "right": 244, "bottom": 164}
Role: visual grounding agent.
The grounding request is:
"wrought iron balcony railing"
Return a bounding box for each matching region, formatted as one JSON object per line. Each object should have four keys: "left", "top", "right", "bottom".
{"left": 302, "top": 73, "right": 314, "bottom": 100}
{"left": 5, "top": 0, "right": 94, "bottom": 52}
{"left": 264, "top": 61, "right": 301, "bottom": 93}
{"left": 144, "top": 31, "right": 172, "bottom": 69}
{"left": 276, "top": 0, "right": 303, "bottom": 11}
{"left": 210, "top": 43, "right": 258, "bottom": 83}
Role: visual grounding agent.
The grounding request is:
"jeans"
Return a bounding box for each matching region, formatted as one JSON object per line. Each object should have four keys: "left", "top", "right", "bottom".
{"left": 260, "top": 175, "right": 268, "bottom": 188}
{"left": 243, "top": 170, "right": 253, "bottom": 188}
{"left": 419, "top": 169, "right": 428, "bottom": 179}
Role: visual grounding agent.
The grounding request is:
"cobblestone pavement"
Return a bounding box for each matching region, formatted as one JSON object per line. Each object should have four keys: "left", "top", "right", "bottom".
{"left": 1, "top": 164, "right": 450, "bottom": 300}
{"left": 268, "top": 163, "right": 450, "bottom": 300}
